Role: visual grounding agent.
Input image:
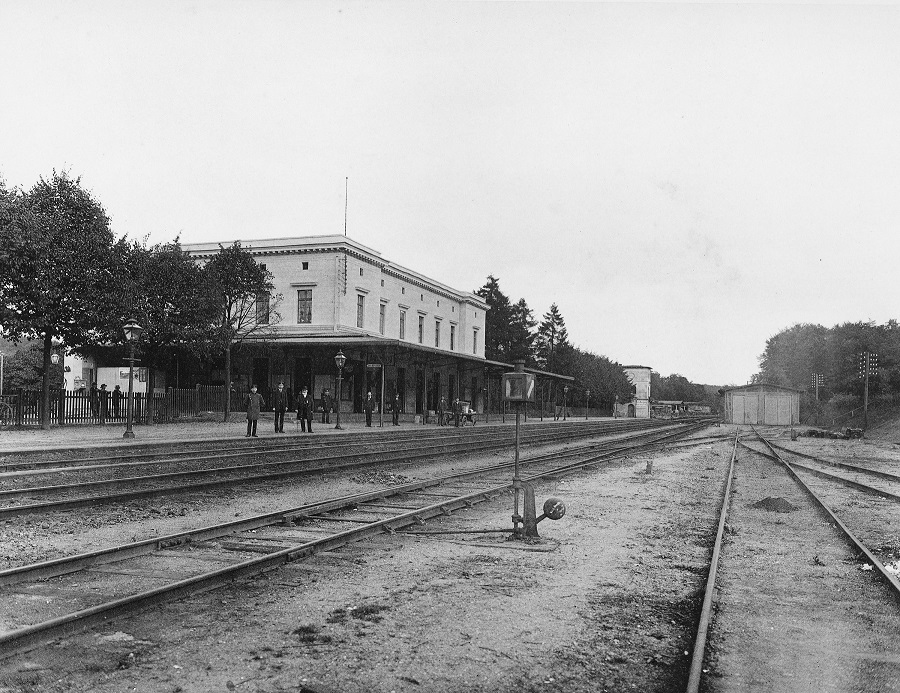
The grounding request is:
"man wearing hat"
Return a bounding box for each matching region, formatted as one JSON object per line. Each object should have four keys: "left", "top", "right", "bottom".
{"left": 272, "top": 382, "right": 289, "bottom": 433}
{"left": 297, "top": 385, "right": 313, "bottom": 432}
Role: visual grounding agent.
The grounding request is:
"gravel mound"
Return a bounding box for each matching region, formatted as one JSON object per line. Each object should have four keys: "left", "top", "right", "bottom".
{"left": 750, "top": 496, "right": 798, "bottom": 513}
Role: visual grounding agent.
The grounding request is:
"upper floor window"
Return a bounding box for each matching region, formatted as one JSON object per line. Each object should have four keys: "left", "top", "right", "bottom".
{"left": 418, "top": 315, "right": 425, "bottom": 344}
{"left": 379, "top": 303, "right": 386, "bottom": 335}
{"left": 297, "top": 289, "right": 312, "bottom": 323}
{"left": 302, "top": 261, "right": 309, "bottom": 270}
{"left": 434, "top": 320, "right": 440, "bottom": 348}
{"left": 473, "top": 328, "right": 478, "bottom": 355}
{"left": 357, "top": 294, "right": 365, "bottom": 329}
{"left": 450, "top": 324, "right": 456, "bottom": 351}
{"left": 256, "top": 294, "right": 270, "bottom": 325}
{"left": 399, "top": 310, "right": 406, "bottom": 340}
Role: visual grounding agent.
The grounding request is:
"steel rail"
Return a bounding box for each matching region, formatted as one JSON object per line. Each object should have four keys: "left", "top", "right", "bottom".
{"left": 685, "top": 432, "right": 739, "bottom": 693}
{"left": 767, "top": 441, "right": 900, "bottom": 484}
{"left": 0, "top": 419, "right": 653, "bottom": 471}
{"left": 750, "top": 428, "right": 900, "bottom": 602}
{"left": 737, "top": 440, "right": 900, "bottom": 503}
{"left": 0, "top": 423, "right": 707, "bottom": 589}
{"left": 0, "top": 420, "right": 657, "bottom": 485}
{"left": 0, "top": 422, "right": 709, "bottom": 657}
{"left": 0, "top": 422, "right": 689, "bottom": 519}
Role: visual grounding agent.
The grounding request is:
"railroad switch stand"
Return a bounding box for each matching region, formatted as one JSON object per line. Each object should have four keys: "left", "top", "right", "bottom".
{"left": 511, "top": 480, "right": 566, "bottom": 540}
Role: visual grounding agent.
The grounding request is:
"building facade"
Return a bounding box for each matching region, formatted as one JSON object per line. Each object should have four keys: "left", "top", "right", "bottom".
{"left": 183, "top": 235, "right": 491, "bottom": 419}
{"left": 615, "top": 365, "right": 651, "bottom": 418}
{"left": 722, "top": 383, "right": 800, "bottom": 426}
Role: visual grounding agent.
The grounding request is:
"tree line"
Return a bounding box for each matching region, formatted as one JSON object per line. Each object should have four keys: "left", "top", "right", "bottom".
{"left": 475, "top": 275, "right": 637, "bottom": 410}
{"left": 756, "top": 320, "right": 900, "bottom": 412}
{"left": 0, "top": 171, "right": 276, "bottom": 427}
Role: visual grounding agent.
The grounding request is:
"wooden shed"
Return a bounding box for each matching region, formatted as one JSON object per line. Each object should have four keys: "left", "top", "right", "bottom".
{"left": 722, "top": 384, "right": 800, "bottom": 426}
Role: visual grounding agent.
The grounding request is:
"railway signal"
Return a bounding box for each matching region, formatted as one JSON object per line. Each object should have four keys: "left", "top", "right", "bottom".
{"left": 857, "top": 352, "right": 878, "bottom": 431}
{"left": 502, "top": 361, "right": 564, "bottom": 538}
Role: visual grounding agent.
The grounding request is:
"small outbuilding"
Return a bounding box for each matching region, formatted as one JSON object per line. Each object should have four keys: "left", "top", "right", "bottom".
{"left": 722, "top": 383, "right": 800, "bottom": 426}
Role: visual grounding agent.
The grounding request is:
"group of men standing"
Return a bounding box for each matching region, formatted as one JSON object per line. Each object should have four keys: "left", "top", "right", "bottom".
{"left": 244, "top": 384, "right": 335, "bottom": 437}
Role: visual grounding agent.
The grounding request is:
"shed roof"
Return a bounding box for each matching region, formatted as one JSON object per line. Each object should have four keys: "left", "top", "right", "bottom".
{"left": 721, "top": 383, "right": 802, "bottom": 394}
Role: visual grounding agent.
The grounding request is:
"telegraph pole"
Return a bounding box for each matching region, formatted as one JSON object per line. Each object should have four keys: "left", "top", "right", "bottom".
{"left": 858, "top": 352, "right": 878, "bottom": 430}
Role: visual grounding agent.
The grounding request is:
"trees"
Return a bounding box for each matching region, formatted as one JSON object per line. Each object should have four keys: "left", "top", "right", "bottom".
{"left": 203, "top": 242, "right": 280, "bottom": 421}
{"left": 0, "top": 171, "right": 125, "bottom": 429}
{"left": 535, "top": 303, "right": 570, "bottom": 374}
{"left": 475, "top": 276, "right": 537, "bottom": 364}
{"left": 120, "top": 240, "right": 220, "bottom": 422}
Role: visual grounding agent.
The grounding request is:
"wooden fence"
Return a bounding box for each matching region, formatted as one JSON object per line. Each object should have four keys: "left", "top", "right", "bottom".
{"left": 0, "top": 385, "right": 232, "bottom": 427}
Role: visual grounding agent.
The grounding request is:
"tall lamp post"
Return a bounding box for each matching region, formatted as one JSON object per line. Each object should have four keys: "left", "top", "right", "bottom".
{"left": 585, "top": 389, "right": 590, "bottom": 420}
{"left": 334, "top": 349, "right": 346, "bottom": 430}
{"left": 123, "top": 318, "right": 143, "bottom": 439}
{"left": 563, "top": 385, "right": 569, "bottom": 421}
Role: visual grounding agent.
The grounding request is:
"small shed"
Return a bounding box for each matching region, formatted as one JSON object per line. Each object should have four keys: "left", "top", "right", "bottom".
{"left": 722, "top": 384, "right": 800, "bottom": 426}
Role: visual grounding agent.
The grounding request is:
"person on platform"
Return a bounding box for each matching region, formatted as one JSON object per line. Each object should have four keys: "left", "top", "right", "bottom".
{"left": 111, "top": 385, "right": 123, "bottom": 419}
{"left": 321, "top": 388, "right": 333, "bottom": 425}
{"left": 364, "top": 391, "right": 376, "bottom": 427}
{"left": 392, "top": 393, "right": 401, "bottom": 426}
{"left": 245, "top": 385, "right": 265, "bottom": 437}
{"left": 297, "top": 386, "right": 313, "bottom": 432}
{"left": 438, "top": 396, "right": 446, "bottom": 426}
{"left": 272, "top": 382, "right": 289, "bottom": 433}
{"left": 99, "top": 384, "right": 109, "bottom": 424}
{"left": 89, "top": 382, "right": 100, "bottom": 419}
{"left": 453, "top": 397, "right": 461, "bottom": 427}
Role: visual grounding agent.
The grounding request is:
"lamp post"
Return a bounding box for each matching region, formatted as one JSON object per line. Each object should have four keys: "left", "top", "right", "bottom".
{"left": 563, "top": 385, "right": 569, "bottom": 420}
{"left": 0, "top": 351, "right": 4, "bottom": 396}
{"left": 123, "top": 318, "right": 143, "bottom": 439}
{"left": 334, "top": 350, "right": 346, "bottom": 430}
{"left": 585, "top": 389, "right": 590, "bottom": 420}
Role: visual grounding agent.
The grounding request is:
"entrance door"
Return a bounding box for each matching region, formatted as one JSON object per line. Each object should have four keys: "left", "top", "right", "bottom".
{"left": 253, "top": 358, "right": 270, "bottom": 402}
{"left": 294, "top": 358, "right": 312, "bottom": 402}
{"left": 415, "top": 370, "right": 425, "bottom": 415}
{"left": 396, "top": 367, "right": 406, "bottom": 412}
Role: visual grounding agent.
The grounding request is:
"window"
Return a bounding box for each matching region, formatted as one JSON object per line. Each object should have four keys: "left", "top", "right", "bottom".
{"left": 379, "top": 303, "right": 386, "bottom": 335}
{"left": 255, "top": 294, "right": 270, "bottom": 325}
{"left": 418, "top": 315, "right": 425, "bottom": 344}
{"left": 434, "top": 320, "right": 440, "bottom": 347}
{"left": 450, "top": 324, "right": 456, "bottom": 351}
{"left": 399, "top": 310, "right": 406, "bottom": 340}
{"left": 473, "top": 328, "right": 478, "bottom": 355}
{"left": 437, "top": 300, "right": 440, "bottom": 307}
{"left": 421, "top": 294, "right": 424, "bottom": 301}
{"left": 302, "top": 261, "right": 309, "bottom": 270}
{"left": 357, "top": 294, "right": 365, "bottom": 328}
{"left": 402, "top": 287, "right": 405, "bottom": 294}
{"left": 359, "top": 268, "right": 364, "bottom": 276}
{"left": 297, "top": 289, "right": 312, "bottom": 323}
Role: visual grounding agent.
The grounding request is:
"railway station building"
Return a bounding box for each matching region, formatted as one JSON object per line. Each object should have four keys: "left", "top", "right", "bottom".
{"left": 722, "top": 383, "right": 800, "bottom": 426}
{"left": 183, "top": 235, "right": 567, "bottom": 421}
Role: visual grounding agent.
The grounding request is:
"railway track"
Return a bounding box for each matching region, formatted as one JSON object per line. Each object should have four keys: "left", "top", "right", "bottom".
{"left": 0, "top": 420, "right": 708, "bottom": 657}
{"left": 0, "top": 420, "right": 683, "bottom": 518}
{"left": 685, "top": 427, "right": 900, "bottom": 692}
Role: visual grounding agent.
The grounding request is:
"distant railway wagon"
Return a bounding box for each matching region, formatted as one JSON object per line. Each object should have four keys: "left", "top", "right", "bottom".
{"left": 722, "top": 383, "right": 800, "bottom": 426}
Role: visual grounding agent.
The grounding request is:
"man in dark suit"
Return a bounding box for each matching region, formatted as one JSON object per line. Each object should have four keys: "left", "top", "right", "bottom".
{"left": 364, "top": 391, "right": 376, "bottom": 427}
{"left": 297, "top": 386, "right": 313, "bottom": 432}
{"left": 321, "top": 388, "right": 333, "bottom": 424}
{"left": 272, "top": 382, "right": 289, "bottom": 432}
{"left": 392, "top": 393, "right": 401, "bottom": 426}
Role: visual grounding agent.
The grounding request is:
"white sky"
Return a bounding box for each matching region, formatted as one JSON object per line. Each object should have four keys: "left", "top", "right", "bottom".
{"left": 2, "top": 0, "right": 898, "bottom": 386}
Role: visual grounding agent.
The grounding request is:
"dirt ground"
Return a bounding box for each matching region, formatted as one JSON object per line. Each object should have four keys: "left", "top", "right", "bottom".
{"left": 4, "top": 424, "right": 898, "bottom": 692}
{"left": 1, "top": 432, "right": 729, "bottom": 693}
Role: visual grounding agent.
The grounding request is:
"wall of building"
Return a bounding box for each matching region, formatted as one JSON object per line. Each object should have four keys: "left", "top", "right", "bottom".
{"left": 725, "top": 386, "right": 799, "bottom": 425}
{"left": 185, "top": 236, "right": 487, "bottom": 360}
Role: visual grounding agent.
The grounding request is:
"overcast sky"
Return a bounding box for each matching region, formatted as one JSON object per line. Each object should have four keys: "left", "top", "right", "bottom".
{"left": 2, "top": 1, "right": 898, "bottom": 386}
